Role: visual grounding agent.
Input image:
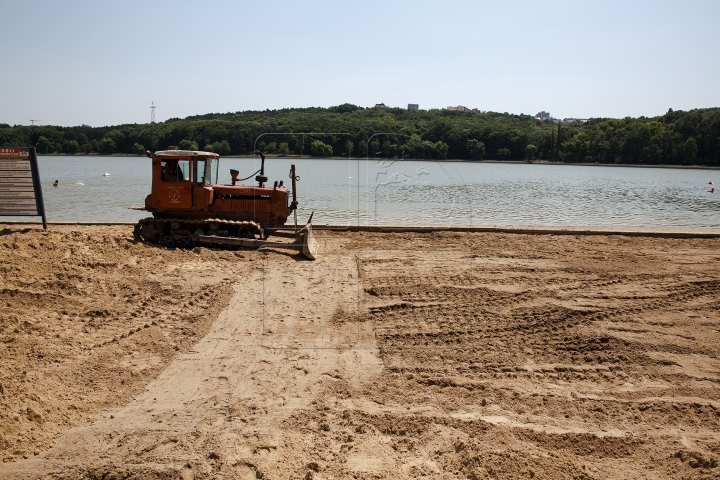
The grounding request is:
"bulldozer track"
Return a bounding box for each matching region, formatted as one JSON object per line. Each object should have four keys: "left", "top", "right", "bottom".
{"left": 134, "top": 217, "right": 265, "bottom": 249}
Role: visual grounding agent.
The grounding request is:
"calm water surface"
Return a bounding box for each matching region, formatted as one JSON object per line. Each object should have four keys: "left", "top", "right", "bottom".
{"left": 4, "top": 156, "right": 719, "bottom": 228}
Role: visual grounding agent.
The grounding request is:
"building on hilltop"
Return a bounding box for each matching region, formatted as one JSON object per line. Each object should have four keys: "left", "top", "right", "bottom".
{"left": 447, "top": 105, "right": 467, "bottom": 112}
{"left": 408, "top": 104, "right": 419, "bottom": 111}
{"left": 562, "top": 118, "right": 588, "bottom": 123}
{"left": 374, "top": 103, "right": 387, "bottom": 108}
{"left": 535, "top": 111, "right": 563, "bottom": 123}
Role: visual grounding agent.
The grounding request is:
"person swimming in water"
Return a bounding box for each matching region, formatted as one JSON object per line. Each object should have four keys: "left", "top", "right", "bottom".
{"left": 53, "top": 180, "right": 58, "bottom": 187}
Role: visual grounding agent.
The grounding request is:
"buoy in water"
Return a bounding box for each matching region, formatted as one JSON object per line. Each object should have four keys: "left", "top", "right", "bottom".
{"left": 103, "top": 173, "right": 110, "bottom": 177}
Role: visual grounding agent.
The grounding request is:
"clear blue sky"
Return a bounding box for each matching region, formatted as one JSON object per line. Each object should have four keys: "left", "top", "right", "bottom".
{"left": 2, "top": 0, "right": 719, "bottom": 127}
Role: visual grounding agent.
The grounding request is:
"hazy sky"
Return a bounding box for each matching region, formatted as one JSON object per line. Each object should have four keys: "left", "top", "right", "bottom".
{"left": 2, "top": 0, "right": 719, "bottom": 127}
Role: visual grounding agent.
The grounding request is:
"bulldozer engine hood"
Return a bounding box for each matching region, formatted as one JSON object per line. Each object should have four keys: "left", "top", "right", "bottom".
{"left": 213, "top": 185, "right": 286, "bottom": 196}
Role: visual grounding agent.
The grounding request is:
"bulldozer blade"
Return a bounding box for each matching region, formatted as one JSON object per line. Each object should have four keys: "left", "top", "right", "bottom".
{"left": 194, "top": 223, "right": 318, "bottom": 260}
{"left": 259, "top": 222, "right": 318, "bottom": 260}
{"left": 299, "top": 222, "right": 318, "bottom": 260}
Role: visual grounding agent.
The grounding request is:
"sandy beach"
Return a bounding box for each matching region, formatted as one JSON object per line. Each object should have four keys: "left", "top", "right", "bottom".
{"left": 1, "top": 223, "right": 719, "bottom": 479}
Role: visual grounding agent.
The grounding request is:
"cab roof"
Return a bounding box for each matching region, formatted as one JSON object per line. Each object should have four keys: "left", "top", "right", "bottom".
{"left": 153, "top": 150, "right": 219, "bottom": 157}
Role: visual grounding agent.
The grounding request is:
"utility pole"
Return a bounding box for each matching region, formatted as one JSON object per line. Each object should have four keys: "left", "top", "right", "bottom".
{"left": 29, "top": 119, "right": 40, "bottom": 126}
{"left": 150, "top": 102, "right": 156, "bottom": 123}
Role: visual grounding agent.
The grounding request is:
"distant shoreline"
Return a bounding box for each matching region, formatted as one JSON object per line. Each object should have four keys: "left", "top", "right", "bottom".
{"left": 38, "top": 152, "right": 720, "bottom": 170}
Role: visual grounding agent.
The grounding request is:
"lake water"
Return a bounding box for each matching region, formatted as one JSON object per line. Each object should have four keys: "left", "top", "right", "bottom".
{"left": 3, "top": 156, "right": 719, "bottom": 228}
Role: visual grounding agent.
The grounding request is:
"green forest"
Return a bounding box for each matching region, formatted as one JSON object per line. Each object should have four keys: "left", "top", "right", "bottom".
{"left": 1, "top": 105, "right": 719, "bottom": 165}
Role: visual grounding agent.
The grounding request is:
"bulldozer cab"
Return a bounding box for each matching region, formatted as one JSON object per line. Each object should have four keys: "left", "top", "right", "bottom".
{"left": 150, "top": 151, "right": 219, "bottom": 210}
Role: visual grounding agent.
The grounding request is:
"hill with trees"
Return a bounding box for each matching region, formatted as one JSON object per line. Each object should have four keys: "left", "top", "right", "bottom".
{"left": 1, "top": 105, "right": 718, "bottom": 165}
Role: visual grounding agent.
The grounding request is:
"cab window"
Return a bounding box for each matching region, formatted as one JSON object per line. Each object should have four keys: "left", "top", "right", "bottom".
{"left": 208, "top": 158, "right": 219, "bottom": 185}
{"left": 161, "top": 160, "right": 189, "bottom": 182}
{"left": 195, "top": 159, "right": 207, "bottom": 186}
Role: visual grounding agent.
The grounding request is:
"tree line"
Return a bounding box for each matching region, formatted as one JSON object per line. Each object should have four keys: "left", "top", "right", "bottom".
{"left": 1, "top": 105, "right": 718, "bottom": 165}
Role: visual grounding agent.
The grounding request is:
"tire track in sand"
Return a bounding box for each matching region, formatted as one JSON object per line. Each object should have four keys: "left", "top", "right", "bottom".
{"left": 0, "top": 245, "right": 381, "bottom": 480}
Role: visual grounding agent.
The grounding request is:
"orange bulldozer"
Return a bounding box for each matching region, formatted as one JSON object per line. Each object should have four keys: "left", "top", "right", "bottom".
{"left": 132, "top": 149, "right": 318, "bottom": 259}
